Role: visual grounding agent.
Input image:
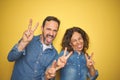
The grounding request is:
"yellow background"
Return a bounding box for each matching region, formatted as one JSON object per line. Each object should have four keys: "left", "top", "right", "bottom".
{"left": 0, "top": 0, "right": 120, "bottom": 80}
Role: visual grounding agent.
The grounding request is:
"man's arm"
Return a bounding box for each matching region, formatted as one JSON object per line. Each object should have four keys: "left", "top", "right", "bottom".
{"left": 7, "top": 19, "right": 39, "bottom": 61}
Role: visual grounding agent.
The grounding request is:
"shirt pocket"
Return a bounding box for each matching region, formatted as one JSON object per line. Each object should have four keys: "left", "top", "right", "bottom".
{"left": 65, "top": 59, "right": 77, "bottom": 68}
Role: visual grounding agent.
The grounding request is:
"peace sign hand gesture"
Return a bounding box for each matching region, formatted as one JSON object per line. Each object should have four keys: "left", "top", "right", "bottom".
{"left": 85, "top": 53, "right": 96, "bottom": 76}
{"left": 85, "top": 53, "right": 94, "bottom": 69}
{"left": 18, "top": 19, "right": 39, "bottom": 51}
{"left": 22, "top": 19, "right": 39, "bottom": 43}
{"left": 45, "top": 48, "right": 72, "bottom": 80}
{"left": 56, "top": 47, "right": 73, "bottom": 70}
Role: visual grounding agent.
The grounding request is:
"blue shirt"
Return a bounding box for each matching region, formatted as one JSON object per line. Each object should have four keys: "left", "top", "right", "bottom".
{"left": 58, "top": 51, "right": 98, "bottom": 80}
{"left": 8, "top": 35, "right": 58, "bottom": 80}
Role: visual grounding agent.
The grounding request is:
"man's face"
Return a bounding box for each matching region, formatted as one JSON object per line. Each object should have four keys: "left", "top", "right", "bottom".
{"left": 42, "top": 20, "right": 59, "bottom": 45}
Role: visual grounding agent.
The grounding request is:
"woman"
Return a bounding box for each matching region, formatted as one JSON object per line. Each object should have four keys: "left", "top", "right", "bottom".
{"left": 58, "top": 27, "right": 98, "bottom": 80}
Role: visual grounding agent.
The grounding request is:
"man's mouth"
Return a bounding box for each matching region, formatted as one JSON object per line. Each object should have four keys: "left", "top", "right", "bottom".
{"left": 46, "top": 35, "right": 54, "bottom": 44}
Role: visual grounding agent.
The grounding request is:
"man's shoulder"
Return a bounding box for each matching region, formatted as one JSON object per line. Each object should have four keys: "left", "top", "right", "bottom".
{"left": 31, "top": 35, "right": 40, "bottom": 42}
{"left": 33, "top": 35, "right": 40, "bottom": 39}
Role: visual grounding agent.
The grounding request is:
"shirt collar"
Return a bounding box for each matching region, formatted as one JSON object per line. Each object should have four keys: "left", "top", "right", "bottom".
{"left": 74, "top": 51, "right": 84, "bottom": 55}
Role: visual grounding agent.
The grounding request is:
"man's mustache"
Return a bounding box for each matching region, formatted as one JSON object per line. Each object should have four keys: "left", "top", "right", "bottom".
{"left": 46, "top": 34, "right": 54, "bottom": 38}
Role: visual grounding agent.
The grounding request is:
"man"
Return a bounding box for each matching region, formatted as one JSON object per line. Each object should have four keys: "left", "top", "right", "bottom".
{"left": 8, "top": 16, "right": 62, "bottom": 80}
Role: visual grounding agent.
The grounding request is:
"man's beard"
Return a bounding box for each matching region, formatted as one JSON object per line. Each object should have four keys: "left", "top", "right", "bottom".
{"left": 43, "top": 34, "right": 54, "bottom": 45}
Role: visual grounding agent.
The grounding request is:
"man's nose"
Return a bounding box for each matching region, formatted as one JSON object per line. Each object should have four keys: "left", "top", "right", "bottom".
{"left": 49, "top": 31, "right": 54, "bottom": 36}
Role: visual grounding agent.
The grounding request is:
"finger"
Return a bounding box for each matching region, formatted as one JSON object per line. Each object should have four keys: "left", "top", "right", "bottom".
{"left": 32, "top": 22, "right": 39, "bottom": 32}
{"left": 51, "top": 60, "right": 57, "bottom": 68}
{"left": 24, "top": 30, "right": 30, "bottom": 38}
{"left": 59, "top": 57, "right": 66, "bottom": 63}
{"left": 89, "top": 60, "right": 94, "bottom": 65}
{"left": 66, "top": 51, "right": 73, "bottom": 59}
{"left": 63, "top": 47, "right": 67, "bottom": 56}
{"left": 90, "top": 52, "right": 94, "bottom": 59}
{"left": 28, "top": 19, "right": 32, "bottom": 30}
{"left": 55, "top": 67, "right": 60, "bottom": 71}
{"left": 50, "top": 74, "right": 56, "bottom": 77}
{"left": 85, "top": 54, "right": 89, "bottom": 61}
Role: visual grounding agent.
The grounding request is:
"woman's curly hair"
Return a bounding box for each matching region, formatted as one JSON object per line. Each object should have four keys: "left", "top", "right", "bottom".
{"left": 61, "top": 27, "right": 89, "bottom": 53}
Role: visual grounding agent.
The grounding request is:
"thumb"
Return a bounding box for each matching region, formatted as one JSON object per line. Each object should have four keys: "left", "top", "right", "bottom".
{"left": 66, "top": 51, "right": 73, "bottom": 59}
{"left": 51, "top": 60, "right": 57, "bottom": 68}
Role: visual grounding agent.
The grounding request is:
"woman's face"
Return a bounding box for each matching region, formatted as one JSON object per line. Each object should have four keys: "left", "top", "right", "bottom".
{"left": 70, "top": 32, "right": 84, "bottom": 53}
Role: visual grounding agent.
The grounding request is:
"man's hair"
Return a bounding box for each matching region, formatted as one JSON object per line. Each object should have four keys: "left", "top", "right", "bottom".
{"left": 42, "top": 16, "right": 60, "bottom": 28}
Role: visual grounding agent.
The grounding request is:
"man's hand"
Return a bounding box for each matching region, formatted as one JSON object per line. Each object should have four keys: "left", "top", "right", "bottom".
{"left": 18, "top": 19, "right": 39, "bottom": 51}
{"left": 22, "top": 19, "right": 39, "bottom": 43}
{"left": 45, "top": 60, "right": 57, "bottom": 79}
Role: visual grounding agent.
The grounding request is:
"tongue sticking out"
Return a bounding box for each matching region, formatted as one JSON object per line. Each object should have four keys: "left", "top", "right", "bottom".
{"left": 78, "top": 45, "right": 82, "bottom": 48}
{"left": 46, "top": 36, "right": 53, "bottom": 44}
{"left": 47, "top": 38, "right": 52, "bottom": 43}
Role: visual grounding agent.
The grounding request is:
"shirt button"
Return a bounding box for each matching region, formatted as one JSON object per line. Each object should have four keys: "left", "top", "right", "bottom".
{"left": 78, "top": 73, "right": 80, "bottom": 75}
{"left": 78, "top": 65, "right": 80, "bottom": 67}
{"left": 34, "top": 70, "right": 37, "bottom": 73}
{"left": 36, "top": 61, "right": 39, "bottom": 64}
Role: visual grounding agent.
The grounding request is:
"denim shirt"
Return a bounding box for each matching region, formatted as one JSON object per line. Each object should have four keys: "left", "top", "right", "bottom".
{"left": 7, "top": 35, "right": 58, "bottom": 80}
{"left": 58, "top": 51, "right": 98, "bottom": 80}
